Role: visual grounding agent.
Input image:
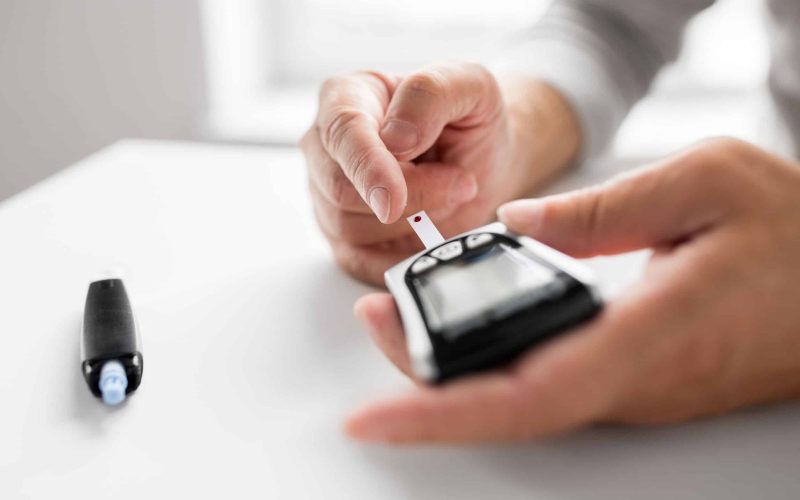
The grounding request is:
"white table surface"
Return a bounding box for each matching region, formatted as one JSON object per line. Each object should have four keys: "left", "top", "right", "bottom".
{"left": 1, "top": 140, "right": 798, "bottom": 499}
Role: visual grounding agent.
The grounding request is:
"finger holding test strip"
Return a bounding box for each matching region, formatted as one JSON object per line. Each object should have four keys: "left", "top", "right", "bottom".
{"left": 308, "top": 63, "right": 514, "bottom": 226}
{"left": 301, "top": 63, "right": 551, "bottom": 285}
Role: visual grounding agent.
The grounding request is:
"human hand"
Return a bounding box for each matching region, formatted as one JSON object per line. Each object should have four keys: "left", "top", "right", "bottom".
{"left": 345, "top": 138, "right": 800, "bottom": 444}
{"left": 301, "top": 62, "right": 581, "bottom": 285}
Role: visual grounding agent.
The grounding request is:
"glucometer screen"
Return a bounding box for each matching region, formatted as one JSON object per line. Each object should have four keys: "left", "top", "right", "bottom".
{"left": 413, "top": 244, "right": 557, "bottom": 338}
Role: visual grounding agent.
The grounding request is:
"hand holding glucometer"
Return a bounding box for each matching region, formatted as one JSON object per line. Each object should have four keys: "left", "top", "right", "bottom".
{"left": 344, "top": 209, "right": 604, "bottom": 442}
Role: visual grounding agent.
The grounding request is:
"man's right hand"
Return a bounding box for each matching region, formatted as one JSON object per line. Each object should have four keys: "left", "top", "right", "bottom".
{"left": 345, "top": 138, "right": 800, "bottom": 444}
{"left": 301, "top": 62, "right": 582, "bottom": 285}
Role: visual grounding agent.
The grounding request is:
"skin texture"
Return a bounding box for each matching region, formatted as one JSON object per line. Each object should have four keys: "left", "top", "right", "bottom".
{"left": 301, "top": 62, "right": 581, "bottom": 285}
{"left": 345, "top": 138, "right": 800, "bottom": 445}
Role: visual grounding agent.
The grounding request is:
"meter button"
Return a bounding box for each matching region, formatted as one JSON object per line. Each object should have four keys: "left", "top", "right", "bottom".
{"left": 466, "top": 233, "right": 494, "bottom": 249}
{"left": 544, "top": 279, "right": 568, "bottom": 298}
{"left": 431, "top": 241, "right": 463, "bottom": 261}
{"left": 410, "top": 256, "right": 438, "bottom": 274}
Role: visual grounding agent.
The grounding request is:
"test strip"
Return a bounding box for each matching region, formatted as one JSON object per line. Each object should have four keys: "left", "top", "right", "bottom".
{"left": 407, "top": 210, "right": 445, "bottom": 249}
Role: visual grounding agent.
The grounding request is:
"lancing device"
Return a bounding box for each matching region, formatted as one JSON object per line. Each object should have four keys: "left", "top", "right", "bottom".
{"left": 80, "top": 278, "right": 143, "bottom": 405}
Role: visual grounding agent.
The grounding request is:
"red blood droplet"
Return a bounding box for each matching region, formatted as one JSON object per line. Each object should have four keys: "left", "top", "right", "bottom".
{"left": 413, "top": 215, "right": 422, "bottom": 222}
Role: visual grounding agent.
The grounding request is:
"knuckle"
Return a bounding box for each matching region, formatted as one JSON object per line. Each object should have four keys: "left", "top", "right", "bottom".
{"left": 321, "top": 107, "right": 369, "bottom": 152}
{"left": 319, "top": 75, "right": 350, "bottom": 97}
{"left": 674, "top": 137, "right": 768, "bottom": 205}
{"left": 461, "top": 61, "right": 488, "bottom": 76}
{"left": 355, "top": 70, "right": 394, "bottom": 96}
{"left": 404, "top": 70, "right": 449, "bottom": 100}
{"left": 682, "top": 137, "right": 756, "bottom": 180}
{"left": 462, "top": 61, "right": 495, "bottom": 87}
{"left": 700, "top": 136, "right": 756, "bottom": 159}
{"left": 348, "top": 144, "right": 383, "bottom": 190}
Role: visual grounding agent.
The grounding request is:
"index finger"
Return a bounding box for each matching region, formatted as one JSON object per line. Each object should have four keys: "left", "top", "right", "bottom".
{"left": 316, "top": 72, "right": 407, "bottom": 223}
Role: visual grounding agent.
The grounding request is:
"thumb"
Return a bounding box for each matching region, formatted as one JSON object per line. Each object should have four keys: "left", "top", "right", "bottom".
{"left": 498, "top": 146, "right": 736, "bottom": 257}
{"left": 380, "top": 62, "right": 503, "bottom": 160}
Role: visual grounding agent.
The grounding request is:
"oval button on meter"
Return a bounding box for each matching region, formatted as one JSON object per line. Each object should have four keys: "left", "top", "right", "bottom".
{"left": 431, "top": 241, "right": 463, "bottom": 261}
{"left": 411, "top": 256, "right": 438, "bottom": 274}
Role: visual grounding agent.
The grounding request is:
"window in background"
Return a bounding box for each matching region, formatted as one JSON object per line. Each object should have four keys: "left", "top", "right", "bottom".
{"left": 617, "top": 0, "right": 771, "bottom": 156}
{"left": 263, "top": 0, "right": 550, "bottom": 84}
{"left": 201, "top": 0, "right": 769, "bottom": 151}
{"left": 201, "top": 0, "right": 550, "bottom": 144}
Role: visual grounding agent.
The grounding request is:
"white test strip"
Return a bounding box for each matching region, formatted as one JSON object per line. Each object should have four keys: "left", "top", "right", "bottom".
{"left": 407, "top": 210, "right": 445, "bottom": 249}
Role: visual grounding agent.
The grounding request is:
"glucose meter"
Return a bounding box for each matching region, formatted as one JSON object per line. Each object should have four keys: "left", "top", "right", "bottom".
{"left": 386, "top": 214, "right": 602, "bottom": 383}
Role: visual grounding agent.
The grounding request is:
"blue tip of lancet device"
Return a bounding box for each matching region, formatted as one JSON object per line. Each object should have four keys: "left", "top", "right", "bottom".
{"left": 99, "top": 360, "right": 128, "bottom": 406}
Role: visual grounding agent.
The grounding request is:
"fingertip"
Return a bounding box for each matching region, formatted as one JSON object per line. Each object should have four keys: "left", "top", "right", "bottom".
{"left": 344, "top": 393, "right": 426, "bottom": 443}
{"left": 342, "top": 409, "right": 364, "bottom": 439}
{"left": 366, "top": 185, "right": 407, "bottom": 224}
{"left": 366, "top": 187, "right": 391, "bottom": 224}
{"left": 382, "top": 180, "right": 409, "bottom": 225}
{"left": 357, "top": 146, "right": 407, "bottom": 224}
{"left": 497, "top": 198, "right": 546, "bottom": 234}
{"left": 343, "top": 404, "right": 385, "bottom": 442}
{"left": 354, "top": 293, "right": 389, "bottom": 328}
{"left": 363, "top": 296, "right": 415, "bottom": 378}
{"left": 353, "top": 295, "right": 372, "bottom": 323}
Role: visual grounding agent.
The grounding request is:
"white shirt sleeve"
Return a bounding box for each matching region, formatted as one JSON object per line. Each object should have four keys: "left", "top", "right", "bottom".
{"left": 493, "top": 0, "right": 715, "bottom": 159}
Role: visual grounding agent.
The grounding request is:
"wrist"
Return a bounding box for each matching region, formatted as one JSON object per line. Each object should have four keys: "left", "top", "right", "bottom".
{"left": 499, "top": 75, "right": 582, "bottom": 197}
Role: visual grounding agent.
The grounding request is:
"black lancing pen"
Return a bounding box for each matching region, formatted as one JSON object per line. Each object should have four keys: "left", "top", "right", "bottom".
{"left": 80, "top": 278, "right": 143, "bottom": 405}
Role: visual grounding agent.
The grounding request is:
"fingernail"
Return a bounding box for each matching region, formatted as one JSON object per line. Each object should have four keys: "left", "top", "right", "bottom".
{"left": 381, "top": 119, "right": 418, "bottom": 154}
{"left": 449, "top": 174, "right": 479, "bottom": 205}
{"left": 368, "top": 187, "right": 391, "bottom": 223}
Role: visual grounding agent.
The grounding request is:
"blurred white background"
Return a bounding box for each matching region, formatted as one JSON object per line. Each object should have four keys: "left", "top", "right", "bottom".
{"left": 0, "top": 0, "right": 773, "bottom": 201}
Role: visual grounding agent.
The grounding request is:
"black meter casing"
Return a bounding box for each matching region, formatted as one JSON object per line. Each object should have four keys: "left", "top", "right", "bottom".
{"left": 385, "top": 222, "right": 602, "bottom": 384}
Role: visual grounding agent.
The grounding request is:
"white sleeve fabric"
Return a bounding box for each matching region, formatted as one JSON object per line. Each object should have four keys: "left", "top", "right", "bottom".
{"left": 767, "top": 0, "right": 800, "bottom": 159}
{"left": 493, "top": 0, "right": 715, "bottom": 159}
